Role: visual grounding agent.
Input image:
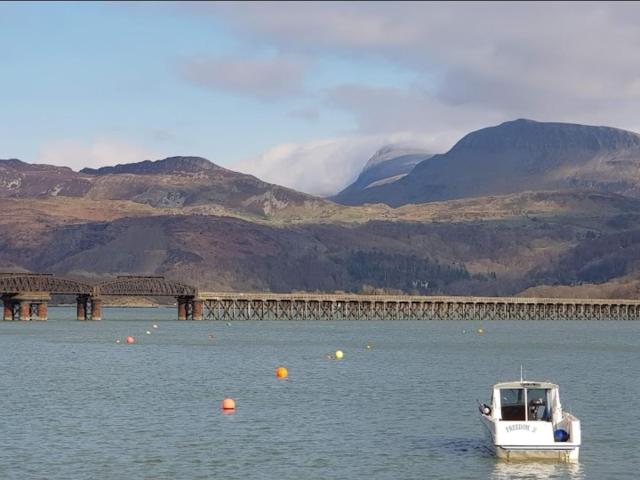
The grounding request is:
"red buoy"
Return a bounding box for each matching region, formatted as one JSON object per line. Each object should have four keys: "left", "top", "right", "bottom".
{"left": 221, "top": 397, "right": 236, "bottom": 411}
{"left": 125, "top": 336, "right": 135, "bottom": 344}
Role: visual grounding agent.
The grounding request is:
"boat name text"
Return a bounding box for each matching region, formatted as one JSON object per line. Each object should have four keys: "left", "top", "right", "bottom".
{"left": 505, "top": 424, "right": 537, "bottom": 433}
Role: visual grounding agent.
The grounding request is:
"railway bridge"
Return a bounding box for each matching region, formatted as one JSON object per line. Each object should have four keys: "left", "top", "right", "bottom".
{"left": 198, "top": 292, "right": 640, "bottom": 321}
{"left": 2, "top": 272, "right": 640, "bottom": 321}
{"left": 0, "top": 273, "right": 200, "bottom": 321}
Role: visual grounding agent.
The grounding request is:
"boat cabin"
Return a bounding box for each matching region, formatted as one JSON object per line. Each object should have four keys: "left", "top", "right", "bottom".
{"left": 491, "top": 381, "right": 562, "bottom": 423}
{"left": 480, "top": 379, "right": 581, "bottom": 460}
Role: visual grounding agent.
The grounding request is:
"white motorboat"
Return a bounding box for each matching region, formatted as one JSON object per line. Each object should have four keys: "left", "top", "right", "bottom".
{"left": 479, "top": 378, "right": 581, "bottom": 461}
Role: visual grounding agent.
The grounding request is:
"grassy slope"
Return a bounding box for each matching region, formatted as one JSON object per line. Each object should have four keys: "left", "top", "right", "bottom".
{"left": 3, "top": 190, "right": 640, "bottom": 297}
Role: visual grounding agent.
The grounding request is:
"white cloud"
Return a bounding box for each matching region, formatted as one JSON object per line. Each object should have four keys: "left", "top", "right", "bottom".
{"left": 181, "top": 55, "right": 306, "bottom": 99}
{"left": 324, "top": 83, "right": 503, "bottom": 139}
{"left": 37, "top": 137, "right": 160, "bottom": 172}
{"left": 190, "top": 2, "right": 640, "bottom": 129}
{"left": 233, "top": 132, "right": 443, "bottom": 196}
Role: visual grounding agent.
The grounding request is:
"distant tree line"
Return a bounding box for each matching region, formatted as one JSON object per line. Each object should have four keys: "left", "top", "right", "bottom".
{"left": 335, "top": 250, "right": 476, "bottom": 294}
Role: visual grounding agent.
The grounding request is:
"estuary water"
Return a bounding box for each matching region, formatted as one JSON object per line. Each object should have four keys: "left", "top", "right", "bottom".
{"left": 0, "top": 307, "right": 638, "bottom": 479}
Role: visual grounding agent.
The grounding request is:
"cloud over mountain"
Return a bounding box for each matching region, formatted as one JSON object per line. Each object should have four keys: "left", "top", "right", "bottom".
{"left": 180, "top": 2, "right": 640, "bottom": 189}
{"left": 233, "top": 132, "right": 438, "bottom": 196}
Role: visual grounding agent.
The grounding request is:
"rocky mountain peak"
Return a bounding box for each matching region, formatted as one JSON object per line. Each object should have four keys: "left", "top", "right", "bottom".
{"left": 80, "top": 156, "right": 222, "bottom": 175}
{"left": 0, "top": 158, "right": 75, "bottom": 173}
{"left": 453, "top": 118, "right": 640, "bottom": 154}
{"left": 333, "top": 119, "right": 640, "bottom": 207}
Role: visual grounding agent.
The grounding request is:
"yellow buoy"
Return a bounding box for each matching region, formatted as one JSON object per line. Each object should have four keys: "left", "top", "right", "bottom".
{"left": 275, "top": 366, "right": 288, "bottom": 379}
{"left": 335, "top": 350, "right": 344, "bottom": 360}
{"left": 476, "top": 327, "right": 484, "bottom": 334}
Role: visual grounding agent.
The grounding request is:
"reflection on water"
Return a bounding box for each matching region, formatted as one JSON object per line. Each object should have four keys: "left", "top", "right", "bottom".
{"left": 491, "top": 461, "right": 584, "bottom": 480}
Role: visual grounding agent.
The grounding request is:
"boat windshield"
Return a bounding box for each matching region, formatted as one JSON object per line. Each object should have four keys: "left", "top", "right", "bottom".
{"left": 501, "top": 388, "right": 526, "bottom": 420}
{"left": 500, "top": 387, "right": 551, "bottom": 421}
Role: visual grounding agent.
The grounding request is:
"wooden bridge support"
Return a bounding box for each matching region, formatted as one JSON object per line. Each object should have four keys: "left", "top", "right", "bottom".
{"left": 200, "top": 294, "right": 640, "bottom": 321}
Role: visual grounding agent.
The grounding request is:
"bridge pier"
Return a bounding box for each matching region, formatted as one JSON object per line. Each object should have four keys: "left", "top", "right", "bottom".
{"left": 2, "top": 296, "right": 48, "bottom": 321}
{"left": 2, "top": 293, "right": 52, "bottom": 321}
{"left": 90, "top": 298, "right": 102, "bottom": 321}
{"left": 192, "top": 299, "right": 203, "bottom": 321}
{"left": 176, "top": 297, "right": 203, "bottom": 320}
{"left": 177, "top": 297, "right": 188, "bottom": 320}
{"left": 77, "top": 295, "right": 88, "bottom": 320}
{"left": 35, "top": 302, "right": 48, "bottom": 321}
{"left": 3, "top": 297, "right": 14, "bottom": 321}
{"left": 19, "top": 301, "right": 31, "bottom": 321}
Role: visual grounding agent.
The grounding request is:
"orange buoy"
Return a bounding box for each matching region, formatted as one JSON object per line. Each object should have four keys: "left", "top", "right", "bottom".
{"left": 275, "top": 366, "right": 288, "bottom": 379}
{"left": 221, "top": 397, "right": 236, "bottom": 411}
{"left": 125, "top": 336, "right": 135, "bottom": 344}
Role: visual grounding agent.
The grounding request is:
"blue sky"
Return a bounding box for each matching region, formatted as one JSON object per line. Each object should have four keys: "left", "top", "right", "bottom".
{"left": 2, "top": 3, "right": 348, "bottom": 158}
{"left": 2, "top": 2, "right": 640, "bottom": 194}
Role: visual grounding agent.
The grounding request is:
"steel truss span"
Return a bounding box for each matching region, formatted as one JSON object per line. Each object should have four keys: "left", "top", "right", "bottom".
{"left": 0, "top": 274, "right": 92, "bottom": 295}
{"left": 0, "top": 273, "right": 196, "bottom": 297}
{"left": 95, "top": 276, "right": 196, "bottom": 297}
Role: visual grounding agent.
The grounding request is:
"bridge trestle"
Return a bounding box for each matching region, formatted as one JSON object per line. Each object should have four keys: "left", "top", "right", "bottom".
{"left": 199, "top": 294, "right": 640, "bottom": 322}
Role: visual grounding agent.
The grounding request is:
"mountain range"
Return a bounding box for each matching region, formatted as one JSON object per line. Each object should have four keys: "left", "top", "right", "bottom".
{"left": 4, "top": 119, "right": 640, "bottom": 299}
{"left": 335, "top": 119, "right": 640, "bottom": 206}
{"left": 0, "top": 155, "right": 320, "bottom": 217}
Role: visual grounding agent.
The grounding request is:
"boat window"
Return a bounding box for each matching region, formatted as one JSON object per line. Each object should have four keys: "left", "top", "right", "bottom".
{"left": 500, "top": 388, "right": 526, "bottom": 421}
{"left": 526, "top": 388, "right": 551, "bottom": 421}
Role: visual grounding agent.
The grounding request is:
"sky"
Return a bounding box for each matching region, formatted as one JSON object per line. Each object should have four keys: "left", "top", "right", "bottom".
{"left": 2, "top": 2, "right": 640, "bottom": 195}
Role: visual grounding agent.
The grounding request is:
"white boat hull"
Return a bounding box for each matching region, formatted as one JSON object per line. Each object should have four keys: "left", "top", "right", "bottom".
{"left": 495, "top": 445, "right": 579, "bottom": 462}
{"left": 480, "top": 413, "right": 580, "bottom": 462}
